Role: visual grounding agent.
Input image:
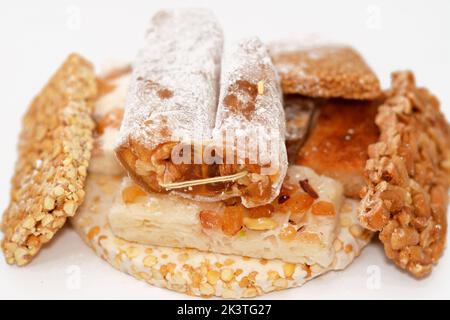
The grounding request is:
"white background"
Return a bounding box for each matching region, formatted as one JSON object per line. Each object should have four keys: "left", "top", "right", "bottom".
{"left": 0, "top": 0, "right": 449, "bottom": 299}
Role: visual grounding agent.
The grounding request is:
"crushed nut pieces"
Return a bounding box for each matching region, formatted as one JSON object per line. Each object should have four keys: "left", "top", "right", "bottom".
{"left": 1, "top": 53, "right": 97, "bottom": 266}
{"left": 359, "top": 71, "right": 450, "bottom": 278}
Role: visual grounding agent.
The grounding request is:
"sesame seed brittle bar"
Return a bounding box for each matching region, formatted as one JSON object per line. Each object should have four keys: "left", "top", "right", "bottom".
{"left": 360, "top": 71, "right": 450, "bottom": 277}
{"left": 271, "top": 45, "right": 381, "bottom": 100}
{"left": 1, "top": 54, "right": 97, "bottom": 266}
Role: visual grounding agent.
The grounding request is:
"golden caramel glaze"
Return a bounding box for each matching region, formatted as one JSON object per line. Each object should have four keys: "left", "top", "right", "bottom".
{"left": 296, "top": 98, "right": 382, "bottom": 197}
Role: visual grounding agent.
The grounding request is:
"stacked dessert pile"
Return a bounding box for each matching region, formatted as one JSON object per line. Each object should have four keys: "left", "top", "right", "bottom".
{"left": 2, "top": 8, "right": 449, "bottom": 298}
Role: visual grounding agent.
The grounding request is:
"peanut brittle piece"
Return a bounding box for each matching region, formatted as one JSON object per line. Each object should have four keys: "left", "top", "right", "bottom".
{"left": 271, "top": 45, "right": 381, "bottom": 99}
{"left": 360, "top": 71, "right": 450, "bottom": 277}
{"left": 1, "top": 54, "right": 97, "bottom": 266}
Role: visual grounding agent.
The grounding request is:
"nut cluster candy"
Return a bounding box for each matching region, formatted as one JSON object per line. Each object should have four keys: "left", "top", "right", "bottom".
{"left": 360, "top": 71, "right": 450, "bottom": 277}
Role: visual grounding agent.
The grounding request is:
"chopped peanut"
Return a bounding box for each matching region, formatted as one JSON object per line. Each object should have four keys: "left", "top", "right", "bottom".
{"left": 248, "top": 204, "right": 274, "bottom": 218}
{"left": 311, "top": 201, "right": 336, "bottom": 216}
{"left": 243, "top": 217, "right": 277, "bottom": 231}
{"left": 277, "top": 192, "right": 314, "bottom": 214}
{"left": 279, "top": 224, "right": 297, "bottom": 241}
{"left": 199, "top": 210, "right": 222, "bottom": 230}
{"left": 221, "top": 205, "right": 244, "bottom": 236}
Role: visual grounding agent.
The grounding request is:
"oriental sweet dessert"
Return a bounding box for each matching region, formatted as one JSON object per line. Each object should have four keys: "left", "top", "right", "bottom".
{"left": 116, "top": 11, "right": 287, "bottom": 207}
{"left": 115, "top": 9, "right": 225, "bottom": 198}
{"left": 1, "top": 54, "right": 97, "bottom": 265}
{"left": 208, "top": 37, "right": 287, "bottom": 207}
{"left": 2, "top": 6, "right": 449, "bottom": 299}
{"left": 360, "top": 71, "right": 450, "bottom": 277}
{"left": 271, "top": 44, "right": 381, "bottom": 99}
{"left": 109, "top": 165, "right": 354, "bottom": 266}
{"left": 72, "top": 171, "right": 371, "bottom": 298}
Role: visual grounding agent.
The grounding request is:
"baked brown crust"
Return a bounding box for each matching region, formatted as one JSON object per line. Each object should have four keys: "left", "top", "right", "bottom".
{"left": 284, "top": 95, "right": 320, "bottom": 163}
{"left": 296, "top": 98, "right": 381, "bottom": 198}
{"left": 1, "top": 54, "right": 97, "bottom": 266}
{"left": 271, "top": 46, "right": 381, "bottom": 100}
{"left": 359, "top": 71, "right": 450, "bottom": 277}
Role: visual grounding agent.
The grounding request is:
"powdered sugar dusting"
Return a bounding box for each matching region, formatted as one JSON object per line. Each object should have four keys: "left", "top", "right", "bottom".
{"left": 213, "top": 37, "right": 288, "bottom": 204}
{"left": 117, "top": 8, "right": 223, "bottom": 149}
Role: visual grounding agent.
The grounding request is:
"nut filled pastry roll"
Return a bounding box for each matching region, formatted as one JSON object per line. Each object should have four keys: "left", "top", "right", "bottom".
{"left": 115, "top": 9, "right": 223, "bottom": 192}
{"left": 205, "top": 37, "right": 288, "bottom": 207}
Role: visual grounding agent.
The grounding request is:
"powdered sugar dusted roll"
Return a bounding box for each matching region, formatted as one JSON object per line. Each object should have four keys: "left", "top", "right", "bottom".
{"left": 209, "top": 37, "right": 288, "bottom": 207}
{"left": 115, "top": 9, "right": 223, "bottom": 192}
